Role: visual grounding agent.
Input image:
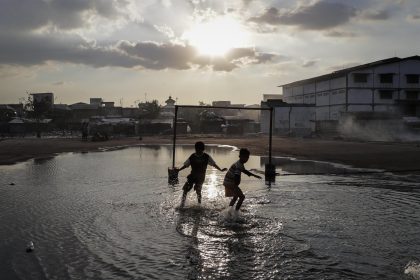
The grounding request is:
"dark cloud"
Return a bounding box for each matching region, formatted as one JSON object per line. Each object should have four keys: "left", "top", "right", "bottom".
{"left": 0, "top": 0, "right": 276, "bottom": 72}
{"left": 0, "top": 32, "right": 141, "bottom": 67}
{"left": 362, "top": 9, "right": 391, "bottom": 20}
{"left": 118, "top": 41, "right": 197, "bottom": 70}
{"left": 325, "top": 30, "right": 358, "bottom": 37}
{"left": 249, "top": 1, "right": 357, "bottom": 30}
{"left": 302, "top": 60, "right": 317, "bottom": 68}
{"left": 119, "top": 41, "right": 277, "bottom": 71}
{"left": 242, "top": 0, "right": 254, "bottom": 8}
{"left": 0, "top": 31, "right": 276, "bottom": 72}
{"left": 249, "top": 7, "right": 281, "bottom": 25}
{"left": 0, "top": 0, "right": 124, "bottom": 31}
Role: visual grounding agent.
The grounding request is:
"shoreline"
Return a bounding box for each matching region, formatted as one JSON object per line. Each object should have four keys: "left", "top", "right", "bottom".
{"left": 1, "top": 136, "right": 420, "bottom": 173}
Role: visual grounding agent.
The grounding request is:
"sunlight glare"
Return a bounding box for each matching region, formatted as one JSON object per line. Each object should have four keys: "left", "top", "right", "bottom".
{"left": 183, "top": 17, "right": 249, "bottom": 56}
{"left": 206, "top": 172, "right": 220, "bottom": 199}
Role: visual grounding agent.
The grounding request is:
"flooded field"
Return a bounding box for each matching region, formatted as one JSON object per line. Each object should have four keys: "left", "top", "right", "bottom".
{"left": 1, "top": 145, "right": 420, "bottom": 280}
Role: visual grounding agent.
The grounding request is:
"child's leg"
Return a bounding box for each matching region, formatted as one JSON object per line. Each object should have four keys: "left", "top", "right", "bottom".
{"left": 235, "top": 193, "right": 245, "bottom": 211}
{"left": 194, "top": 184, "right": 203, "bottom": 203}
{"left": 234, "top": 187, "right": 245, "bottom": 211}
{"left": 180, "top": 181, "right": 193, "bottom": 207}
{"left": 229, "top": 196, "right": 238, "bottom": 207}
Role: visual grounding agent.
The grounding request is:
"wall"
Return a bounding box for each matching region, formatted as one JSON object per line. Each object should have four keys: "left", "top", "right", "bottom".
{"left": 273, "top": 106, "right": 315, "bottom": 136}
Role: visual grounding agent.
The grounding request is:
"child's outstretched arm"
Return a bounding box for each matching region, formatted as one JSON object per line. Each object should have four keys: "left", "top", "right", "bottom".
{"left": 213, "top": 163, "right": 227, "bottom": 172}
{"left": 243, "top": 169, "right": 262, "bottom": 179}
{"left": 176, "top": 164, "right": 188, "bottom": 172}
{"left": 208, "top": 156, "right": 227, "bottom": 172}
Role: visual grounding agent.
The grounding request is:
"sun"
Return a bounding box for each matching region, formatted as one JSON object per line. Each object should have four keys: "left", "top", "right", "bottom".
{"left": 183, "top": 17, "right": 249, "bottom": 56}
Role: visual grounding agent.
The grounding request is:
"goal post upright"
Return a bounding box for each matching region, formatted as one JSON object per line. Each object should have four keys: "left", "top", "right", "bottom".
{"left": 168, "top": 104, "right": 276, "bottom": 184}
{"left": 168, "top": 105, "right": 179, "bottom": 184}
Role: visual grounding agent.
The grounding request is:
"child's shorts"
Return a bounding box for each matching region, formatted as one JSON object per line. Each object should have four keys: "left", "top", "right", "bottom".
{"left": 183, "top": 174, "right": 205, "bottom": 192}
{"left": 224, "top": 183, "right": 243, "bottom": 197}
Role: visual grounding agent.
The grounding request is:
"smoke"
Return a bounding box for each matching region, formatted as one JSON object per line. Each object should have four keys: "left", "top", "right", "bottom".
{"left": 339, "top": 115, "right": 420, "bottom": 142}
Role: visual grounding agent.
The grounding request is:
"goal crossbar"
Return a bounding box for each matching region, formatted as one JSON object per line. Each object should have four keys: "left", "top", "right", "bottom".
{"left": 171, "top": 105, "right": 274, "bottom": 179}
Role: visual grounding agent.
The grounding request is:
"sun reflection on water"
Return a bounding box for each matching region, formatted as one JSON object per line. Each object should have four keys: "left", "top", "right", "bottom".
{"left": 205, "top": 170, "right": 224, "bottom": 200}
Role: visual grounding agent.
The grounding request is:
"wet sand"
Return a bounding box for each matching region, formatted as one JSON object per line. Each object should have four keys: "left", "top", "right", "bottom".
{"left": 1, "top": 136, "right": 420, "bottom": 172}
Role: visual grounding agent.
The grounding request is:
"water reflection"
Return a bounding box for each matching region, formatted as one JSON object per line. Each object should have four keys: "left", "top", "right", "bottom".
{"left": 33, "top": 156, "right": 55, "bottom": 165}
{"left": 176, "top": 208, "right": 203, "bottom": 279}
{"left": 0, "top": 145, "right": 419, "bottom": 279}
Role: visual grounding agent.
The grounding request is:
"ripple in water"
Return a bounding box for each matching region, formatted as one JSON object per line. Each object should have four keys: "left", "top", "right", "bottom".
{"left": 0, "top": 145, "right": 419, "bottom": 279}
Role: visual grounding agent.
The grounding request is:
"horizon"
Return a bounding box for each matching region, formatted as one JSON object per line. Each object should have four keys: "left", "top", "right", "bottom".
{"left": 1, "top": 0, "right": 420, "bottom": 106}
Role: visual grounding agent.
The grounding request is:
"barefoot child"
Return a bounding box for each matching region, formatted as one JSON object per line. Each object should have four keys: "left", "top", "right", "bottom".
{"left": 176, "top": 141, "right": 226, "bottom": 207}
{"left": 223, "top": 148, "right": 262, "bottom": 212}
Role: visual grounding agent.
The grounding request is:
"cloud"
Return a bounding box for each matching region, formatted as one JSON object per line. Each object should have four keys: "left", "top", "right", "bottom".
{"left": 328, "top": 62, "right": 361, "bottom": 72}
{"left": 361, "top": 9, "right": 391, "bottom": 20}
{"left": 52, "top": 81, "right": 66, "bottom": 86}
{"left": 242, "top": 0, "right": 254, "bottom": 8}
{"left": 154, "top": 24, "right": 175, "bottom": 38}
{"left": 0, "top": 0, "right": 128, "bottom": 32}
{"left": 249, "top": 1, "right": 357, "bottom": 30}
{"left": 0, "top": 31, "right": 141, "bottom": 68}
{"left": 324, "top": 30, "right": 358, "bottom": 37}
{"left": 0, "top": 28, "right": 276, "bottom": 72}
{"left": 408, "top": 14, "right": 420, "bottom": 20}
{"left": 118, "top": 41, "right": 197, "bottom": 70}
{"left": 302, "top": 60, "right": 318, "bottom": 68}
{"left": 119, "top": 41, "right": 277, "bottom": 71}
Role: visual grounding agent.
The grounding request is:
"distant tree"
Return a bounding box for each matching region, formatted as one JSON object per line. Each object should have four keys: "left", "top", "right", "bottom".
{"left": 178, "top": 101, "right": 218, "bottom": 133}
{"left": 21, "top": 93, "right": 52, "bottom": 137}
{"left": 198, "top": 101, "right": 210, "bottom": 106}
{"left": 138, "top": 100, "right": 160, "bottom": 119}
{"left": 22, "top": 93, "right": 51, "bottom": 119}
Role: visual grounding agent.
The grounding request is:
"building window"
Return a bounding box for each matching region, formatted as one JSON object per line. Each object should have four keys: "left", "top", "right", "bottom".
{"left": 406, "top": 91, "right": 419, "bottom": 100}
{"left": 353, "top": 73, "right": 369, "bottom": 83}
{"left": 406, "top": 74, "right": 419, "bottom": 84}
{"left": 379, "top": 90, "right": 393, "bottom": 99}
{"left": 379, "top": 73, "right": 394, "bottom": 83}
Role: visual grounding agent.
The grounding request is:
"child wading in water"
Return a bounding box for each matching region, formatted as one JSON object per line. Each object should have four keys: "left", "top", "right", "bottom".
{"left": 223, "top": 148, "right": 262, "bottom": 212}
{"left": 176, "top": 141, "right": 226, "bottom": 207}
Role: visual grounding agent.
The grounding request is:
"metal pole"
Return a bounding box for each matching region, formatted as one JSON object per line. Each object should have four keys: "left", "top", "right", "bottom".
{"left": 172, "top": 105, "right": 178, "bottom": 168}
{"left": 269, "top": 107, "right": 273, "bottom": 165}
{"left": 264, "top": 106, "right": 275, "bottom": 183}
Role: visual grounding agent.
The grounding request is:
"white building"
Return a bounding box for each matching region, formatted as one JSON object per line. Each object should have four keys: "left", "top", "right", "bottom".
{"left": 281, "top": 56, "right": 420, "bottom": 122}
{"left": 261, "top": 99, "right": 315, "bottom": 136}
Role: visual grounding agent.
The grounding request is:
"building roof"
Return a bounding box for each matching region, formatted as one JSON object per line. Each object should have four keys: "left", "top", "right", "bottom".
{"left": 30, "top": 92, "right": 53, "bottom": 95}
{"left": 280, "top": 55, "right": 420, "bottom": 88}
{"left": 0, "top": 105, "right": 16, "bottom": 111}
{"left": 70, "top": 102, "right": 97, "bottom": 110}
{"left": 53, "top": 104, "right": 71, "bottom": 110}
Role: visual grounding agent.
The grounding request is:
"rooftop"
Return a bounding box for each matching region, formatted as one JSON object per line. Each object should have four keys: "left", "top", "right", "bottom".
{"left": 280, "top": 55, "right": 420, "bottom": 88}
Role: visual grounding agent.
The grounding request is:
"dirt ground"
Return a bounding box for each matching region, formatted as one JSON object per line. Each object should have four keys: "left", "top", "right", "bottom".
{"left": 1, "top": 136, "right": 420, "bottom": 172}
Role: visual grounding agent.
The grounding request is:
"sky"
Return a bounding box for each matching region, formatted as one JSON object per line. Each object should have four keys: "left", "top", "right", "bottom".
{"left": 0, "top": 0, "right": 419, "bottom": 106}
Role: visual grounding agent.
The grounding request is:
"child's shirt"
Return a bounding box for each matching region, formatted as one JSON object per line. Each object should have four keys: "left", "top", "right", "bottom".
{"left": 184, "top": 152, "right": 216, "bottom": 176}
{"left": 223, "top": 160, "right": 245, "bottom": 187}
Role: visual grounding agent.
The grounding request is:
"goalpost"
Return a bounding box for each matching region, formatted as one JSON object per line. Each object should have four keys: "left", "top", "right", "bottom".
{"left": 168, "top": 105, "right": 275, "bottom": 184}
